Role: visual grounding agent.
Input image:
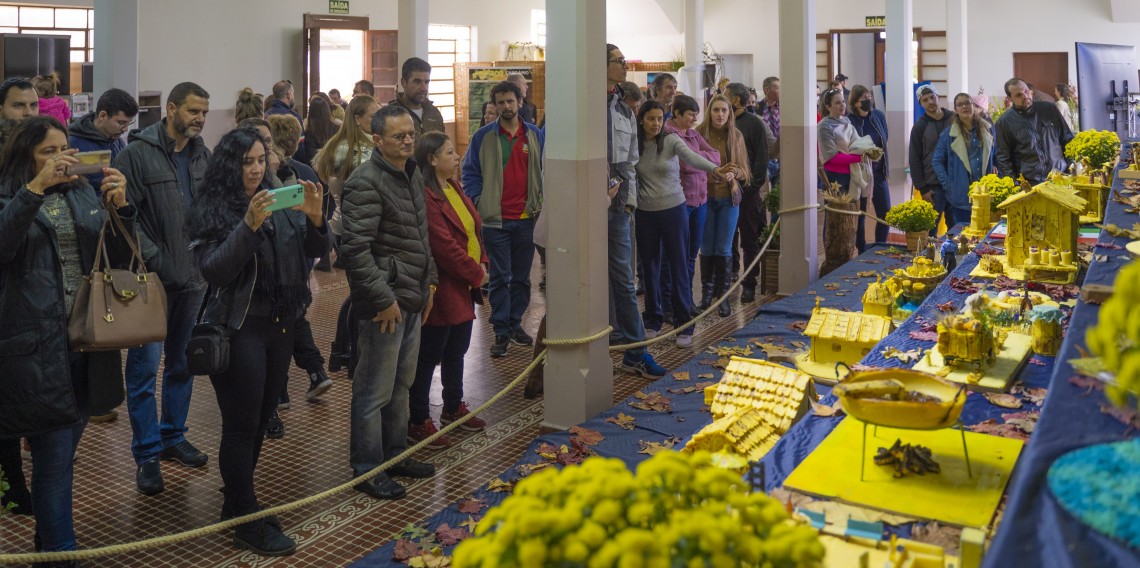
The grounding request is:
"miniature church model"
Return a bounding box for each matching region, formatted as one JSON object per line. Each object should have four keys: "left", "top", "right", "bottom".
{"left": 996, "top": 179, "right": 1084, "bottom": 284}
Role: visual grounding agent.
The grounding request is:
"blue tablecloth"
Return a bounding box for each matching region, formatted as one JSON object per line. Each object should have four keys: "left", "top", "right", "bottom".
{"left": 983, "top": 164, "right": 1140, "bottom": 567}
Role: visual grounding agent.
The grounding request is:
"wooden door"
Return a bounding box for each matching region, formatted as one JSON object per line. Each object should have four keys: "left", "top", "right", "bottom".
{"left": 367, "top": 30, "right": 399, "bottom": 104}
{"left": 302, "top": 13, "right": 369, "bottom": 110}
{"left": 1013, "top": 52, "right": 1068, "bottom": 99}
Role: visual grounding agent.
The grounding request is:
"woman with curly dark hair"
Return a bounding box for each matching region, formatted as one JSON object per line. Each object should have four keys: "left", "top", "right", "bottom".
{"left": 186, "top": 128, "right": 328, "bottom": 557}
{"left": 0, "top": 115, "right": 134, "bottom": 558}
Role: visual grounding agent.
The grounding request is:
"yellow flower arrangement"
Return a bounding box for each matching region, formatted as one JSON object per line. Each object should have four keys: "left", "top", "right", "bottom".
{"left": 969, "top": 174, "right": 1018, "bottom": 213}
{"left": 1065, "top": 129, "right": 1120, "bottom": 172}
{"left": 885, "top": 199, "right": 939, "bottom": 233}
{"left": 453, "top": 451, "right": 825, "bottom": 568}
{"left": 1085, "top": 260, "right": 1140, "bottom": 411}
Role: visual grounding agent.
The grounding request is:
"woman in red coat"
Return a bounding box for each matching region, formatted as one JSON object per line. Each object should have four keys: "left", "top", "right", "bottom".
{"left": 408, "top": 132, "right": 490, "bottom": 449}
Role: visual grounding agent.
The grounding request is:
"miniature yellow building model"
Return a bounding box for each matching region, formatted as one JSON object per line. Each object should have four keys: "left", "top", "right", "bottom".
{"left": 1062, "top": 171, "right": 1108, "bottom": 224}
{"left": 686, "top": 357, "right": 815, "bottom": 460}
{"left": 862, "top": 275, "right": 895, "bottom": 318}
{"left": 936, "top": 315, "right": 996, "bottom": 370}
{"left": 997, "top": 180, "right": 1084, "bottom": 283}
{"left": 796, "top": 298, "right": 893, "bottom": 381}
{"left": 963, "top": 183, "right": 994, "bottom": 238}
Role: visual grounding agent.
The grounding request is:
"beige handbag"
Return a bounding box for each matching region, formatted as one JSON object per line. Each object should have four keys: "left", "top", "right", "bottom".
{"left": 68, "top": 208, "right": 168, "bottom": 351}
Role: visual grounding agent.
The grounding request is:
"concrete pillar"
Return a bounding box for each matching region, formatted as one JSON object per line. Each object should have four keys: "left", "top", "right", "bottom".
{"left": 777, "top": 0, "right": 819, "bottom": 294}
{"left": 946, "top": 0, "right": 968, "bottom": 98}
{"left": 885, "top": 0, "right": 914, "bottom": 209}
{"left": 541, "top": 0, "right": 612, "bottom": 430}
{"left": 93, "top": 0, "right": 139, "bottom": 99}
{"left": 678, "top": 0, "right": 705, "bottom": 106}
{"left": 398, "top": 0, "right": 428, "bottom": 65}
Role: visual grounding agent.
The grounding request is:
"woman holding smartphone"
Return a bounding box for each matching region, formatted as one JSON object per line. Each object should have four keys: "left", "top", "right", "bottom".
{"left": 186, "top": 128, "right": 328, "bottom": 556}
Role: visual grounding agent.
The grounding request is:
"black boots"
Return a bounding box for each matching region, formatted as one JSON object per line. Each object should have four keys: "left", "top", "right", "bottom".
{"left": 697, "top": 255, "right": 715, "bottom": 311}
{"left": 711, "top": 256, "right": 732, "bottom": 317}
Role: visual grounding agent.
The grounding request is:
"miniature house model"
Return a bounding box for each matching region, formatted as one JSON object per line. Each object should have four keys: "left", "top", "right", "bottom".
{"left": 997, "top": 180, "right": 1085, "bottom": 284}
{"left": 686, "top": 357, "right": 814, "bottom": 460}
{"left": 862, "top": 275, "right": 895, "bottom": 318}
{"left": 796, "top": 297, "right": 893, "bottom": 380}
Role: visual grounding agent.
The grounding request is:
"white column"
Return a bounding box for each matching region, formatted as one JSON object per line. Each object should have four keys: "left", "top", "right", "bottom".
{"left": 398, "top": 0, "right": 428, "bottom": 64}
{"left": 885, "top": 0, "right": 914, "bottom": 209}
{"left": 542, "top": 0, "right": 612, "bottom": 430}
{"left": 678, "top": 0, "right": 705, "bottom": 104}
{"left": 93, "top": 0, "right": 139, "bottom": 99}
{"left": 946, "top": 0, "right": 968, "bottom": 98}
{"left": 777, "top": 0, "right": 819, "bottom": 294}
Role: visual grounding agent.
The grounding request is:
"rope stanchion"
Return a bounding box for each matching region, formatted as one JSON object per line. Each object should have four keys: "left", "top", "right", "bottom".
{"left": 0, "top": 352, "right": 549, "bottom": 565}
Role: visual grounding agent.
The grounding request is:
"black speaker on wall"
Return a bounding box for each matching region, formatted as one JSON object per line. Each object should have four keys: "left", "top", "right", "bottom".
{"left": 0, "top": 34, "right": 70, "bottom": 93}
{"left": 81, "top": 62, "right": 93, "bottom": 93}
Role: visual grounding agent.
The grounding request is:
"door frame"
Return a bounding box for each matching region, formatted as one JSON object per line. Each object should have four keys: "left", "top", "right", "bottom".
{"left": 302, "top": 13, "right": 369, "bottom": 113}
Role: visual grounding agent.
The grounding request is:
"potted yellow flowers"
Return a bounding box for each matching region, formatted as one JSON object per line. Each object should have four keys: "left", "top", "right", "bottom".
{"left": 885, "top": 199, "right": 940, "bottom": 251}
{"left": 1065, "top": 129, "right": 1120, "bottom": 176}
{"left": 453, "top": 451, "right": 825, "bottom": 567}
{"left": 969, "top": 174, "right": 1018, "bottom": 222}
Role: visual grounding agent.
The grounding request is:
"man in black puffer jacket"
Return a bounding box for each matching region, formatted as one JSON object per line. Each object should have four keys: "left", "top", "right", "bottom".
{"left": 112, "top": 82, "right": 212, "bottom": 496}
{"left": 342, "top": 104, "right": 438, "bottom": 501}
{"left": 995, "top": 78, "right": 1073, "bottom": 185}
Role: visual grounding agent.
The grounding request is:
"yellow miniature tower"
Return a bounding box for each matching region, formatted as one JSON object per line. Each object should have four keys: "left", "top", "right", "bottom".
{"left": 862, "top": 275, "right": 895, "bottom": 318}
{"left": 963, "top": 182, "right": 993, "bottom": 238}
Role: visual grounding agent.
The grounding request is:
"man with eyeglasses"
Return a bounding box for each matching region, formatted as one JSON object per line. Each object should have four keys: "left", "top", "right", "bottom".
{"left": 606, "top": 43, "right": 668, "bottom": 380}
{"left": 908, "top": 84, "right": 953, "bottom": 234}
{"left": 463, "top": 80, "right": 544, "bottom": 358}
{"left": 341, "top": 103, "right": 438, "bottom": 500}
{"left": 69, "top": 88, "right": 139, "bottom": 189}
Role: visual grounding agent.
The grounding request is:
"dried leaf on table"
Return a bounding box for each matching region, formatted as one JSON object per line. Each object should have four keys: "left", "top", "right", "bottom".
{"left": 638, "top": 436, "right": 681, "bottom": 455}
{"left": 788, "top": 321, "right": 809, "bottom": 332}
{"left": 948, "top": 277, "right": 984, "bottom": 294}
{"left": 1100, "top": 404, "right": 1140, "bottom": 430}
{"left": 395, "top": 523, "right": 432, "bottom": 541}
{"left": 434, "top": 523, "right": 471, "bottom": 546}
{"left": 535, "top": 443, "right": 561, "bottom": 460}
{"left": 485, "top": 478, "right": 514, "bottom": 493}
{"left": 937, "top": 300, "right": 959, "bottom": 313}
{"left": 408, "top": 551, "right": 452, "bottom": 568}
{"left": 1095, "top": 242, "right": 1124, "bottom": 250}
{"left": 712, "top": 357, "right": 731, "bottom": 369}
{"left": 857, "top": 270, "right": 878, "bottom": 277}
{"left": 606, "top": 413, "right": 637, "bottom": 430}
{"left": 459, "top": 516, "right": 480, "bottom": 532}
{"left": 1028, "top": 357, "right": 1047, "bottom": 366}
{"left": 968, "top": 419, "right": 1030, "bottom": 441}
{"left": 394, "top": 539, "right": 425, "bottom": 562}
{"left": 861, "top": 259, "right": 883, "bottom": 264}
{"left": 1013, "top": 386, "right": 1048, "bottom": 405}
{"left": 667, "top": 381, "right": 717, "bottom": 395}
{"left": 710, "top": 345, "right": 753, "bottom": 357}
{"left": 983, "top": 393, "right": 1023, "bottom": 409}
{"left": 881, "top": 346, "right": 924, "bottom": 364}
{"left": 456, "top": 498, "right": 486, "bottom": 514}
{"left": 754, "top": 342, "right": 803, "bottom": 361}
{"left": 791, "top": 340, "right": 807, "bottom": 349}
{"left": 697, "top": 358, "right": 719, "bottom": 367}
{"left": 697, "top": 373, "right": 715, "bottom": 379}
{"left": 807, "top": 290, "right": 817, "bottom": 296}
{"left": 913, "top": 316, "right": 937, "bottom": 333}
{"left": 517, "top": 461, "right": 553, "bottom": 477}
{"left": 630, "top": 392, "right": 673, "bottom": 412}
{"left": 570, "top": 426, "right": 605, "bottom": 446}
{"left": 672, "top": 371, "right": 690, "bottom": 381}
{"left": 909, "top": 330, "right": 940, "bottom": 342}
{"left": 1068, "top": 375, "right": 1106, "bottom": 392}
{"left": 836, "top": 292, "right": 847, "bottom": 297}
{"left": 825, "top": 283, "right": 840, "bottom": 290}
{"left": 810, "top": 399, "right": 845, "bottom": 417}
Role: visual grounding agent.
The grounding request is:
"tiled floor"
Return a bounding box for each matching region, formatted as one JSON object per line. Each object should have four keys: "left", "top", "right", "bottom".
{"left": 0, "top": 258, "right": 776, "bottom": 567}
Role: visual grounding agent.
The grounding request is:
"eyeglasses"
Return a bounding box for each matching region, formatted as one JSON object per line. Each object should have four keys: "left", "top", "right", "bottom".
{"left": 954, "top": 100, "right": 973, "bottom": 108}
{"left": 386, "top": 131, "right": 417, "bottom": 142}
{"left": 608, "top": 57, "right": 627, "bottom": 67}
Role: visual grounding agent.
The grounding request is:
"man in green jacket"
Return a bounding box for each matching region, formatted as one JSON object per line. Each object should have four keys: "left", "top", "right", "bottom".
{"left": 390, "top": 57, "right": 444, "bottom": 135}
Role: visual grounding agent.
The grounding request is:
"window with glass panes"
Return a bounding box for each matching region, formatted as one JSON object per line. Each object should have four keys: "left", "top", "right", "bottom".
{"left": 0, "top": 5, "right": 94, "bottom": 63}
{"left": 531, "top": 10, "right": 545, "bottom": 48}
{"left": 427, "top": 24, "right": 472, "bottom": 123}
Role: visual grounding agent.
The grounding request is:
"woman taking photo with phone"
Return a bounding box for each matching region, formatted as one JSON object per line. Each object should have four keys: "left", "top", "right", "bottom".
{"left": 0, "top": 115, "right": 133, "bottom": 560}
{"left": 186, "top": 128, "right": 328, "bottom": 557}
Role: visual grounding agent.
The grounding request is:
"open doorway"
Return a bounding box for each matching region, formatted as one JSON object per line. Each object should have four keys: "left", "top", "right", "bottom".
{"left": 319, "top": 28, "right": 364, "bottom": 100}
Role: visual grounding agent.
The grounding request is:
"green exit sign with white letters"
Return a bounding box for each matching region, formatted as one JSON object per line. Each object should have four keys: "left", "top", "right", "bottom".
{"left": 329, "top": 0, "right": 349, "bottom": 14}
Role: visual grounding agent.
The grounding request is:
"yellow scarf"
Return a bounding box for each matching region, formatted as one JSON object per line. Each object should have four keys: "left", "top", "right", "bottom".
{"left": 442, "top": 182, "right": 481, "bottom": 263}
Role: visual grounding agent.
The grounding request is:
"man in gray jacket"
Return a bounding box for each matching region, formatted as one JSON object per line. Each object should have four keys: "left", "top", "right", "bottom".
{"left": 995, "top": 78, "right": 1073, "bottom": 185}
{"left": 342, "top": 104, "right": 438, "bottom": 500}
{"left": 908, "top": 85, "right": 953, "bottom": 234}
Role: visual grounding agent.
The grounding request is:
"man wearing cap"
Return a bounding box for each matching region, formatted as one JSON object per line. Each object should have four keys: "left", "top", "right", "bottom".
{"left": 835, "top": 74, "right": 850, "bottom": 99}
{"left": 908, "top": 84, "right": 953, "bottom": 234}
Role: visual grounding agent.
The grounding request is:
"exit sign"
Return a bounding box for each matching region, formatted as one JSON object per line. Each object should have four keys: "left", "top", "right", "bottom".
{"left": 329, "top": 0, "right": 349, "bottom": 14}
{"left": 865, "top": 15, "right": 886, "bottom": 27}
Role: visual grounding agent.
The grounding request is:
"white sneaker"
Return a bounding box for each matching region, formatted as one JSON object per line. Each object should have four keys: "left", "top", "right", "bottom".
{"left": 675, "top": 334, "right": 693, "bottom": 348}
{"left": 645, "top": 328, "right": 660, "bottom": 340}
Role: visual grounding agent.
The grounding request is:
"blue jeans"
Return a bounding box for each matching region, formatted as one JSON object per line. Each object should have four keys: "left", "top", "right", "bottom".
{"left": 608, "top": 208, "right": 646, "bottom": 356}
{"left": 482, "top": 218, "right": 535, "bottom": 337}
{"left": 662, "top": 203, "right": 707, "bottom": 303}
{"left": 636, "top": 204, "right": 694, "bottom": 333}
{"left": 350, "top": 310, "right": 421, "bottom": 477}
{"left": 27, "top": 417, "right": 86, "bottom": 552}
{"left": 869, "top": 174, "right": 891, "bottom": 244}
{"left": 944, "top": 205, "right": 971, "bottom": 229}
{"left": 701, "top": 197, "right": 740, "bottom": 257}
{"left": 124, "top": 287, "right": 203, "bottom": 464}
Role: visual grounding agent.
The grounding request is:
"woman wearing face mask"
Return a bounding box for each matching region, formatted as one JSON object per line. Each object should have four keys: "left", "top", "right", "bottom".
{"left": 186, "top": 128, "right": 327, "bottom": 557}
{"left": 314, "top": 95, "right": 380, "bottom": 377}
{"left": 696, "top": 95, "right": 751, "bottom": 317}
{"left": 846, "top": 85, "right": 890, "bottom": 250}
{"left": 636, "top": 100, "right": 736, "bottom": 347}
{"left": 0, "top": 115, "right": 133, "bottom": 561}
{"left": 932, "top": 92, "right": 995, "bottom": 227}
{"left": 663, "top": 94, "right": 720, "bottom": 302}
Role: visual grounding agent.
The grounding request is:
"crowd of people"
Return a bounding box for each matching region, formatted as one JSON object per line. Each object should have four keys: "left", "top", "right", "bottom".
{"left": 0, "top": 44, "right": 1079, "bottom": 566}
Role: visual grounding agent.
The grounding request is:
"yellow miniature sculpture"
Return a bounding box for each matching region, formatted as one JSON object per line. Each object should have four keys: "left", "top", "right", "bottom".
{"left": 935, "top": 315, "right": 997, "bottom": 370}
{"left": 1029, "top": 304, "right": 1064, "bottom": 356}
{"left": 1061, "top": 169, "right": 1109, "bottom": 224}
{"left": 962, "top": 181, "right": 995, "bottom": 238}
{"left": 796, "top": 297, "right": 894, "bottom": 382}
{"left": 862, "top": 275, "right": 895, "bottom": 318}
{"left": 686, "top": 357, "right": 815, "bottom": 461}
{"left": 971, "top": 178, "right": 1085, "bottom": 284}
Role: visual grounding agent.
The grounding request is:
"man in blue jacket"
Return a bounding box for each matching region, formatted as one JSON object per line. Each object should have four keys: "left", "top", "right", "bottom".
{"left": 265, "top": 79, "right": 302, "bottom": 125}
{"left": 68, "top": 88, "right": 138, "bottom": 189}
{"left": 462, "top": 80, "right": 544, "bottom": 357}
